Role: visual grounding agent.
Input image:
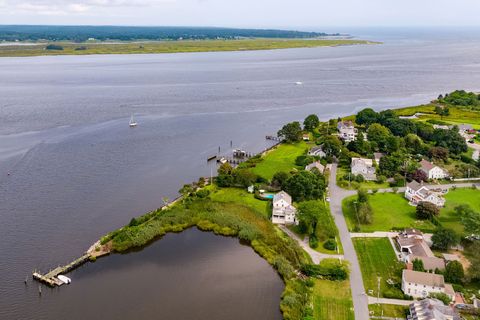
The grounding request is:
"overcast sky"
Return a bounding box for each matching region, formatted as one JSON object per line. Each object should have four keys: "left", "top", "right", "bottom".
{"left": 0, "top": 0, "right": 480, "bottom": 29}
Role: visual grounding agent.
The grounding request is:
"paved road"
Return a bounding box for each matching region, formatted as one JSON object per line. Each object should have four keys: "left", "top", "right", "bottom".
{"left": 328, "top": 163, "right": 370, "bottom": 320}
{"left": 279, "top": 225, "right": 343, "bottom": 264}
{"left": 367, "top": 296, "right": 412, "bottom": 306}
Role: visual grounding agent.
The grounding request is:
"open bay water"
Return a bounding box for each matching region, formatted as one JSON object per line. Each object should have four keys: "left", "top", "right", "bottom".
{"left": 1, "top": 28, "right": 480, "bottom": 319}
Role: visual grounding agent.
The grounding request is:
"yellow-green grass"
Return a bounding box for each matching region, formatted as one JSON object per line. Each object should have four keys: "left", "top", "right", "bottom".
{"left": 369, "top": 304, "right": 409, "bottom": 318}
{"left": 0, "top": 39, "right": 374, "bottom": 57}
{"left": 343, "top": 193, "right": 436, "bottom": 232}
{"left": 394, "top": 104, "right": 480, "bottom": 128}
{"left": 439, "top": 188, "right": 480, "bottom": 235}
{"left": 209, "top": 187, "right": 270, "bottom": 218}
{"left": 353, "top": 238, "right": 405, "bottom": 298}
{"left": 313, "top": 279, "right": 354, "bottom": 320}
{"left": 336, "top": 166, "right": 390, "bottom": 190}
{"left": 251, "top": 141, "right": 308, "bottom": 180}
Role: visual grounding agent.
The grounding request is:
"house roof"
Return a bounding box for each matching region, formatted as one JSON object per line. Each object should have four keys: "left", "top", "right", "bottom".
{"left": 273, "top": 191, "right": 292, "bottom": 204}
{"left": 352, "top": 157, "right": 373, "bottom": 167}
{"left": 305, "top": 161, "right": 325, "bottom": 173}
{"left": 410, "top": 255, "right": 445, "bottom": 271}
{"left": 373, "top": 152, "right": 384, "bottom": 161}
{"left": 404, "top": 228, "right": 423, "bottom": 237}
{"left": 407, "top": 181, "right": 423, "bottom": 192}
{"left": 420, "top": 159, "right": 435, "bottom": 172}
{"left": 409, "top": 299, "right": 461, "bottom": 320}
{"left": 403, "top": 270, "right": 445, "bottom": 287}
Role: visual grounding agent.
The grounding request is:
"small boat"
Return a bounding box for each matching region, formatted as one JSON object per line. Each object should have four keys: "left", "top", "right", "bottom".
{"left": 129, "top": 114, "right": 137, "bottom": 128}
{"left": 295, "top": 81, "right": 303, "bottom": 85}
{"left": 57, "top": 275, "right": 71, "bottom": 284}
{"left": 217, "top": 157, "right": 227, "bottom": 164}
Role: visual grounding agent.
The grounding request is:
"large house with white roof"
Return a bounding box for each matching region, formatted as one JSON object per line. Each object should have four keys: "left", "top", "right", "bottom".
{"left": 337, "top": 121, "right": 357, "bottom": 142}
{"left": 271, "top": 191, "right": 298, "bottom": 225}
{"left": 351, "top": 157, "right": 376, "bottom": 180}
{"left": 419, "top": 159, "right": 448, "bottom": 180}
{"left": 408, "top": 298, "right": 460, "bottom": 320}
{"left": 405, "top": 181, "right": 445, "bottom": 207}
{"left": 402, "top": 270, "right": 455, "bottom": 301}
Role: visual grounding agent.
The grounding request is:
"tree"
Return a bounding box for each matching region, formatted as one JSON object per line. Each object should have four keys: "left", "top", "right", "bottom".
{"left": 412, "top": 258, "right": 425, "bottom": 272}
{"left": 379, "top": 153, "right": 405, "bottom": 177}
{"left": 431, "top": 128, "right": 467, "bottom": 155}
{"left": 232, "top": 169, "right": 257, "bottom": 187}
{"left": 303, "top": 114, "right": 320, "bottom": 131}
{"left": 456, "top": 205, "right": 480, "bottom": 235}
{"left": 322, "top": 136, "right": 342, "bottom": 157}
{"left": 434, "top": 105, "right": 450, "bottom": 119}
{"left": 278, "top": 121, "right": 302, "bottom": 143}
{"left": 411, "top": 169, "right": 428, "bottom": 183}
{"left": 284, "top": 171, "right": 326, "bottom": 202}
{"left": 179, "top": 184, "right": 194, "bottom": 197}
{"left": 428, "top": 293, "right": 452, "bottom": 306}
{"left": 218, "top": 162, "right": 233, "bottom": 175}
{"left": 355, "top": 189, "right": 373, "bottom": 224}
{"left": 416, "top": 202, "right": 439, "bottom": 220}
{"left": 444, "top": 260, "right": 464, "bottom": 284}
{"left": 467, "top": 241, "right": 480, "bottom": 281}
{"left": 347, "top": 132, "right": 370, "bottom": 155}
{"left": 431, "top": 228, "right": 459, "bottom": 250}
{"left": 367, "top": 123, "right": 393, "bottom": 152}
{"left": 355, "top": 108, "right": 379, "bottom": 126}
{"left": 404, "top": 134, "right": 424, "bottom": 154}
{"left": 272, "top": 171, "right": 290, "bottom": 189}
{"left": 428, "top": 146, "right": 449, "bottom": 161}
{"left": 297, "top": 201, "right": 326, "bottom": 235}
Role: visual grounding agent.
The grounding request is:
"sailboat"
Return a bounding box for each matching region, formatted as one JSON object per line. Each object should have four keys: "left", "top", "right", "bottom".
{"left": 129, "top": 114, "right": 137, "bottom": 128}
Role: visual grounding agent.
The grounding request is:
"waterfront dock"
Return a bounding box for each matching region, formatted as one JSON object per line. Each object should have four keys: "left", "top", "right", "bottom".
{"left": 32, "top": 253, "right": 91, "bottom": 287}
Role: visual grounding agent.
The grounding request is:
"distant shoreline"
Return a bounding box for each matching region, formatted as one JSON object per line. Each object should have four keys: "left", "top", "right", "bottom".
{"left": 0, "top": 38, "right": 377, "bottom": 58}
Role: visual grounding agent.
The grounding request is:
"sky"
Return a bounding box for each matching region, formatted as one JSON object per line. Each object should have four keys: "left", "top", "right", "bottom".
{"left": 0, "top": 0, "right": 480, "bottom": 29}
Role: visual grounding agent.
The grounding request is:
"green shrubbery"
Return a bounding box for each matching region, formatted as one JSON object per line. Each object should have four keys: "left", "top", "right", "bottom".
{"left": 301, "top": 259, "right": 349, "bottom": 281}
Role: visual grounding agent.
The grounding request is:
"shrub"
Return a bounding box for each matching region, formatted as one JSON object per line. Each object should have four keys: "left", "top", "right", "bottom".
{"left": 323, "top": 239, "right": 337, "bottom": 251}
{"left": 309, "top": 236, "right": 319, "bottom": 249}
{"left": 429, "top": 292, "right": 451, "bottom": 305}
{"left": 416, "top": 201, "right": 439, "bottom": 220}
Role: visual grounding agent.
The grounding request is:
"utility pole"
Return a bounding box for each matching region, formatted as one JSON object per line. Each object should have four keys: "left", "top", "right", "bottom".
{"left": 377, "top": 276, "right": 382, "bottom": 316}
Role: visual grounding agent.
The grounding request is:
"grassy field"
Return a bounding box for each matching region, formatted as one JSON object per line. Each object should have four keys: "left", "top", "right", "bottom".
{"left": 394, "top": 104, "right": 480, "bottom": 128}
{"left": 209, "top": 187, "right": 270, "bottom": 218}
{"left": 353, "top": 238, "right": 405, "bottom": 298}
{"left": 0, "top": 39, "right": 373, "bottom": 57}
{"left": 313, "top": 279, "right": 354, "bottom": 320}
{"left": 369, "top": 304, "right": 409, "bottom": 318}
{"left": 251, "top": 141, "right": 308, "bottom": 180}
{"left": 343, "top": 193, "right": 436, "bottom": 232}
{"left": 336, "top": 166, "right": 390, "bottom": 190}
{"left": 439, "top": 188, "right": 480, "bottom": 235}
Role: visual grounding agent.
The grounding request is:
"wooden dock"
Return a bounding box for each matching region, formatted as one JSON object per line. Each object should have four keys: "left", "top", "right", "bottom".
{"left": 32, "top": 253, "right": 90, "bottom": 287}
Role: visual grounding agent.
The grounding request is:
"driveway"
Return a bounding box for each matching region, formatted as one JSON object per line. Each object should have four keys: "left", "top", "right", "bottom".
{"left": 329, "top": 163, "right": 370, "bottom": 320}
{"left": 279, "top": 225, "right": 343, "bottom": 264}
{"left": 367, "top": 296, "right": 412, "bottom": 306}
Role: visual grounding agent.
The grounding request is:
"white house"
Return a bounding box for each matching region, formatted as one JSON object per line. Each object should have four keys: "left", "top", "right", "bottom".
{"left": 351, "top": 157, "right": 376, "bottom": 180}
{"left": 408, "top": 299, "right": 461, "bottom": 320}
{"left": 305, "top": 161, "right": 325, "bottom": 173}
{"left": 271, "top": 191, "right": 298, "bottom": 225}
{"left": 419, "top": 159, "right": 448, "bottom": 180}
{"left": 402, "top": 270, "right": 455, "bottom": 300}
{"left": 405, "top": 181, "right": 445, "bottom": 207}
{"left": 337, "top": 120, "right": 357, "bottom": 142}
{"left": 308, "top": 146, "right": 326, "bottom": 158}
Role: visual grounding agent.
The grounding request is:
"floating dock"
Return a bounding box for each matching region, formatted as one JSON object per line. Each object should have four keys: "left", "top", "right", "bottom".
{"left": 32, "top": 253, "right": 90, "bottom": 287}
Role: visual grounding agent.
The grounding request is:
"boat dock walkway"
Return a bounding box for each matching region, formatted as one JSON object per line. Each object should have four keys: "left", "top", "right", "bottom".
{"left": 32, "top": 253, "right": 91, "bottom": 287}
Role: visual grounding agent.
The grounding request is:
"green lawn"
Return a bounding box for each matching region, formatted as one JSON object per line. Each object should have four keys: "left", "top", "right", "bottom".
{"left": 353, "top": 238, "right": 405, "bottom": 298}
{"left": 336, "top": 166, "right": 389, "bottom": 190}
{"left": 343, "top": 193, "right": 436, "bottom": 232}
{"left": 394, "top": 104, "right": 480, "bottom": 128}
{"left": 313, "top": 279, "right": 354, "bottom": 320}
{"left": 439, "top": 188, "right": 480, "bottom": 235}
{"left": 251, "top": 141, "right": 308, "bottom": 180}
{"left": 369, "top": 304, "right": 408, "bottom": 318}
{"left": 209, "top": 187, "right": 270, "bottom": 218}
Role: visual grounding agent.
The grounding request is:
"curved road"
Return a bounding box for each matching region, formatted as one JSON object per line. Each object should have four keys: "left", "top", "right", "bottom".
{"left": 328, "top": 164, "right": 370, "bottom": 320}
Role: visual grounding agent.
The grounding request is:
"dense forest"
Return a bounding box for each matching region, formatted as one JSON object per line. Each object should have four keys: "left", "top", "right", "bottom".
{"left": 0, "top": 25, "right": 335, "bottom": 42}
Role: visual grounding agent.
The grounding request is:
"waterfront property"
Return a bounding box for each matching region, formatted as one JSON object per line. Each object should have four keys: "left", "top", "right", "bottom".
{"left": 404, "top": 181, "right": 445, "bottom": 207}
{"left": 408, "top": 298, "right": 461, "bottom": 320}
{"left": 419, "top": 159, "right": 448, "bottom": 180}
{"left": 401, "top": 269, "right": 455, "bottom": 300}
{"left": 337, "top": 120, "right": 357, "bottom": 142}
{"left": 351, "top": 157, "right": 376, "bottom": 181}
{"left": 271, "top": 191, "right": 298, "bottom": 225}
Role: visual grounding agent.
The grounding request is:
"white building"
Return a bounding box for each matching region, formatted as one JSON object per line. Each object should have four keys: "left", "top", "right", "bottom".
{"left": 271, "top": 191, "right": 298, "bottom": 225}
{"left": 337, "top": 120, "right": 357, "bottom": 142}
{"left": 305, "top": 161, "right": 325, "bottom": 173}
{"left": 308, "top": 146, "right": 326, "bottom": 158}
{"left": 351, "top": 157, "right": 376, "bottom": 180}
{"left": 402, "top": 270, "right": 455, "bottom": 300}
{"left": 420, "top": 159, "right": 448, "bottom": 180}
{"left": 408, "top": 298, "right": 461, "bottom": 320}
{"left": 405, "top": 181, "right": 445, "bottom": 207}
